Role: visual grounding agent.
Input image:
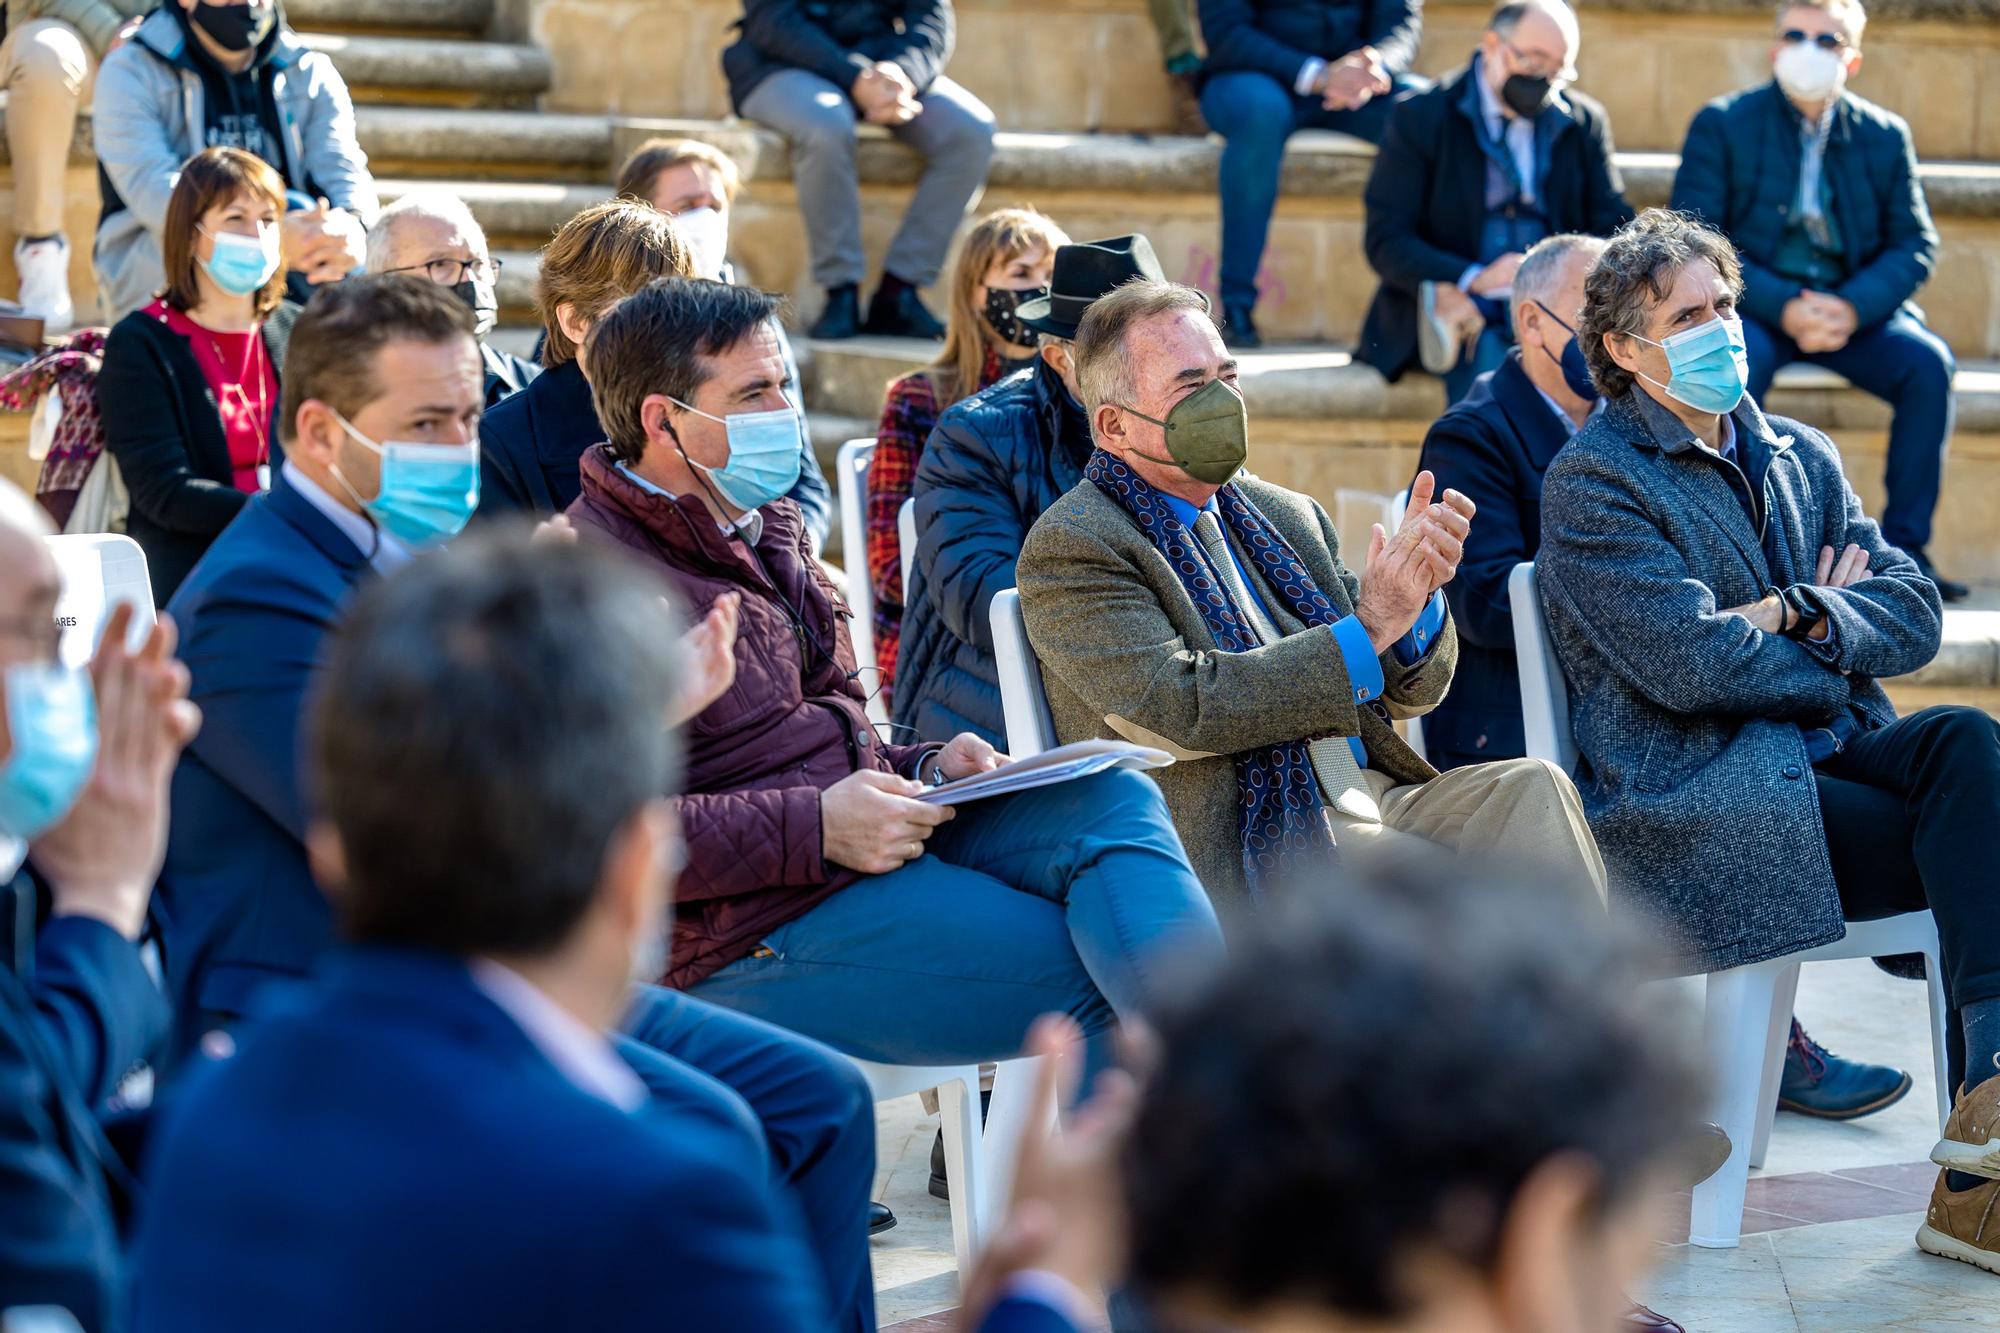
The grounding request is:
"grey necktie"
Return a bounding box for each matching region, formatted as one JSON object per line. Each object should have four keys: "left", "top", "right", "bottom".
{"left": 1192, "top": 511, "right": 1379, "bottom": 822}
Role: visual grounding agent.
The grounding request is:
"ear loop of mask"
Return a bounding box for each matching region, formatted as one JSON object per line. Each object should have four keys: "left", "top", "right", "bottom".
{"left": 325, "top": 410, "right": 386, "bottom": 564}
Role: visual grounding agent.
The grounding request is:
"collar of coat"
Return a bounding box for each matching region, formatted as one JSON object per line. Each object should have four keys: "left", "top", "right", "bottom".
{"left": 1769, "top": 79, "right": 1854, "bottom": 146}
{"left": 1614, "top": 387, "right": 1796, "bottom": 460}
{"left": 573, "top": 442, "right": 805, "bottom": 587}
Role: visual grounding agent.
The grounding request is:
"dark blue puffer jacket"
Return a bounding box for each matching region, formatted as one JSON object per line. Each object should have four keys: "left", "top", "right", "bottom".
{"left": 892, "top": 360, "right": 1095, "bottom": 748}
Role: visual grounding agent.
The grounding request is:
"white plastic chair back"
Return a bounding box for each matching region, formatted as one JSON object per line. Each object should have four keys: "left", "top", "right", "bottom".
{"left": 897, "top": 498, "right": 916, "bottom": 602}
{"left": 46, "top": 534, "right": 154, "bottom": 669}
{"left": 832, "top": 437, "right": 884, "bottom": 724}
{"left": 990, "top": 588, "right": 1056, "bottom": 758}
{"left": 1506, "top": 562, "right": 1575, "bottom": 769}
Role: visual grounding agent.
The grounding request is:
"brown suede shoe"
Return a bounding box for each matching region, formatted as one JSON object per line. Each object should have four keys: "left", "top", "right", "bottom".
{"left": 1917, "top": 1168, "right": 2000, "bottom": 1276}
{"left": 1931, "top": 1071, "right": 2000, "bottom": 1180}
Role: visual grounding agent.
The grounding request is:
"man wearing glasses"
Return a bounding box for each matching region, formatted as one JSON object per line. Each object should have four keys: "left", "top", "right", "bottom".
{"left": 1358, "top": 0, "right": 1632, "bottom": 405}
{"left": 366, "top": 190, "right": 541, "bottom": 408}
{"left": 1672, "top": 0, "right": 1963, "bottom": 601}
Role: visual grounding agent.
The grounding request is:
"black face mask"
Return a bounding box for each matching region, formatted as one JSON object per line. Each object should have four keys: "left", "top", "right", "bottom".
{"left": 452, "top": 277, "right": 498, "bottom": 340}
{"left": 983, "top": 284, "right": 1045, "bottom": 349}
{"left": 1531, "top": 300, "right": 1599, "bottom": 403}
{"left": 1500, "top": 72, "right": 1555, "bottom": 120}
{"left": 191, "top": 1, "right": 276, "bottom": 52}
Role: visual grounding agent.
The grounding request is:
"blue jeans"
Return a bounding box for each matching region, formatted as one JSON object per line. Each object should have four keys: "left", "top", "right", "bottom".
{"left": 689, "top": 769, "right": 1222, "bottom": 1086}
{"left": 1742, "top": 308, "right": 1955, "bottom": 550}
{"left": 617, "top": 987, "right": 876, "bottom": 1332}
{"left": 1200, "top": 68, "right": 1419, "bottom": 310}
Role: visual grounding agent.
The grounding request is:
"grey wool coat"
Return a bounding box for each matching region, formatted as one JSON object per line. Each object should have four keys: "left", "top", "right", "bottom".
{"left": 1537, "top": 389, "right": 1943, "bottom": 974}
{"left": 1016, "top": 472, "right": 1453, "bottom": 916}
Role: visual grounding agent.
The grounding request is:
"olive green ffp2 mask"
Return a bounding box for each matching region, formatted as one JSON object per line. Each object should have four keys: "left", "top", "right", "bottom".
{"left": 1117, "top": 377, "right": 1249, "bottom": 486}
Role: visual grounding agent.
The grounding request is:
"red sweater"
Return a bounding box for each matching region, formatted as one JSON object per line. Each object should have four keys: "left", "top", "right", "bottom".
{"left": 149, "top": 300, "right": 274, "bottom": 493}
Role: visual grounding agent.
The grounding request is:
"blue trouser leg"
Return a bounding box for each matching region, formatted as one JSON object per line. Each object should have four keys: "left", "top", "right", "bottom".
{"left": 1200, "top": 70, "right": 1300, "bottom": 311}
{"left": 1807, "top": 311, "right": 1956, "bottom": 551}
{"left": 689, "top": 768, "right": 1222, "bottom": 1086}
{"left": 1441, "top": 326, "right": 1510, "bottom": 405}
{"left": 1741, "top": 314, "right": 1796, "bottom": 402}
{"left": 619, "top": 986, "right": 877, "bottom": 1333}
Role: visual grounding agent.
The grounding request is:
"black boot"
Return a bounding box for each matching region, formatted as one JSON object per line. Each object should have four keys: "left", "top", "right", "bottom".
{"left": 864, "top": 274, "right": 946, "bottom": 339}
{"left": 1221, "top": 300, "right": 1262, "bottom": 349}
{"left": 809, "top": 284, "right": 861, "bottom": 340}
{"left": 1907, "top": 546, "right": 1970, "bottom": 603}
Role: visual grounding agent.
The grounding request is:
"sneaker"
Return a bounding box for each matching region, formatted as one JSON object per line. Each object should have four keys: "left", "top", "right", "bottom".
{"left": 1777, "top": 1019, "right": 1912, "bottom": 1120}
{"left": 1907, "top": 546, "right": 1970, "bottom": 603}
{"left": 1932, "top": 1072, "right": 2000, "bottom": 1180}
{"left": 1416, "top": 280, "right": 1461, "bottom": 375}
{"left": 1917, "top": 1168, "right": 2000, "bottom": 1276}
{"left": 15, "top": 235, "right": 72, "bottom": 334}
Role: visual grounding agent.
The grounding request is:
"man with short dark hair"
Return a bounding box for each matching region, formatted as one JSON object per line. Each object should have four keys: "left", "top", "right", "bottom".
{"left": 162, "top": 275, "right": 885, "bottom": 1323}
{"left": 135, "top": 535, "right": 834, "bottom": 1331}
{"left": 1670, "top": 0, "right": 1963, "bottom": 599}
{"left": 568, "top": 276, "right": 1223, "bottom": 1089}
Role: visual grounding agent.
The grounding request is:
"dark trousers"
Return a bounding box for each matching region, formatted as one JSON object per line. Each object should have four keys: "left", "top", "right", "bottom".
{"left": 619, "top": 986, "right": 877, "bottom": 1333}
{"left": 1743, "top": 309, "right": 1955, "bottom": 550}
{"left": 1815, "top": 705, "right": 2000, "bottom": 1084}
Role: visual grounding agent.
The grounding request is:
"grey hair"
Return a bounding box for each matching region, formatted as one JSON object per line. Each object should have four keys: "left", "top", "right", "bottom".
{"left": 365, "top": 190, "right": 489, "bottom": 273}
{"left": 1073, "top": 280, "right": 1215, "bottom": 436}
{"left": 1509, "top": 233, "right": 1606, "bottom": 332}
{"left": 1579, "top": 209, "right": 1744, "bottom": 400}
{"left": 1489, "top": 0, "right": 1581, "bottom": 75}
{"left": 1777, "top": 0, "right": 1866, "bottom": 45}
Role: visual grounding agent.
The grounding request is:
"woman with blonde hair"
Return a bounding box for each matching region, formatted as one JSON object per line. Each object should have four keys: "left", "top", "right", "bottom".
{"left": 864, "top": 207, "right": 1067, "bottom": 695}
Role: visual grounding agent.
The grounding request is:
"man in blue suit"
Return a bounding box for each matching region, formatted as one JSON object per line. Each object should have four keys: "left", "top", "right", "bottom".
{"left": 0, "top": 480, "right": 199, "bottom": 1332}
{"left": 135, "top": 533, "right": 832, "bottom": 1330}
{"left": 159, "top": 276, "right": 882, "bottom": 1326}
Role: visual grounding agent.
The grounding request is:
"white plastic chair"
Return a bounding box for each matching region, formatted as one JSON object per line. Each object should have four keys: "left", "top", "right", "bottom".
{"left": 897, "top": 498, "right": 917, "bottom": 604}
{"left": 846, "top": 1055, "right": 1052, "bottom": 1276}
{"left": 47, "top": 533, "right": 154, "bottom": 668}
{"left": 990, "top": 588, "right": 1056, "bottom": 759}
{"left": 1506, "top": 561, "right": 1951, "bottom": 1249}
{"left": 832, "top": 437, "right": 885, "bottom": 725}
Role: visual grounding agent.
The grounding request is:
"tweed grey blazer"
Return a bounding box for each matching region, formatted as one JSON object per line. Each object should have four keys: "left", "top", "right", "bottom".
{"left": 1537, "top": 390, "right": 1942, "bottom": 973}
{"left": 1016, "top": 472, "right": 1454, "bottom": 917}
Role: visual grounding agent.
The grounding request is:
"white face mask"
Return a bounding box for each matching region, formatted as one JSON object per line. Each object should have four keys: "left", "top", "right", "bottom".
{"left": 674, "top": 206, "right": 729, "bottom": 281}
{"left": 1775, "top": 40, "right": 1846, "bottom": 102}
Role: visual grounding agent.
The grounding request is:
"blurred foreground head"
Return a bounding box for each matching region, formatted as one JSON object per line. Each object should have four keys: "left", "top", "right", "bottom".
{"left": 1128, "top": 861, "right": 1698, "bottom": 1333}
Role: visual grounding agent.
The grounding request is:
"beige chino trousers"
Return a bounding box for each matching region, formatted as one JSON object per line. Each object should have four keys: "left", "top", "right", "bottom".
{"left": 1, "top": 19, "right": 96, "bottom": 238}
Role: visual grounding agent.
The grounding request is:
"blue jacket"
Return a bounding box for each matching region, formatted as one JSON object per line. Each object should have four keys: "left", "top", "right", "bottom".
{"left": 158, "top": 472, "right": 371, "bottom": 1036}
{"left": 1198, "top": 0, "right": 1422, "bottom": 84}
{"left": 1670, "top": 82, "right": 1936, "bottom": 332}
{"left": 894, "top": 361, "right": 1093, "bottom": 747}
{"left": 1537, "top": 389, "right": 1941, "bottom": 973}
{"left": 1412, "top": 350, "right": 1573, "bottom": 764}
{"left": 132, "top": 947, "right": 826, "bottom": 1332}
{"left": 0, "top": 866, "right": 168, "bottom": 1333}
{"left": 476, "top": 337, "right": 831, "bottom": 549}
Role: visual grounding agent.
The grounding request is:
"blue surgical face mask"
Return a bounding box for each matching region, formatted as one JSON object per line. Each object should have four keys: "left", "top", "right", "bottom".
{"left": 330, "top": 412, "right": 481, "bottom": 548}
{"left": 668, "top": 396, "right": 803, "bottom": 512}
{"left": 1629, "top": 315, "right": 1749, "bottom": 416}
{"left": 0, "top": 663, "right": 98, "bottom": 842}
{"left": 200, "top": 225, "right": 281, "bottom": 297}
{"left": 1530, "top": 300, "right": 1599, "bottom": 403}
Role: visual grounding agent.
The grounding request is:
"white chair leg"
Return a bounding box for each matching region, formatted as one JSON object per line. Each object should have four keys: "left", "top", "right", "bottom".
{"left": 935, "top": 1072, "right": 984, "bottom": 1275}
{"left": 1692, "top": 962, "right": 1782, "bottom": 1248}
{"left": 1749, "top": 964, "right": 1802, "bottom": 1169}
{"left": 978, "top": 1057, "right": 1055, "bottom": 1236}
{"left": 1925, "top": 940, "right": 1954, "bottom": 1131}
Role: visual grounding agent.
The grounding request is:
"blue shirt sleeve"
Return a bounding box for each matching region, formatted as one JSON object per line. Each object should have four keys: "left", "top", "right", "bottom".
{"left": 1327, "top": 615, "right": 1385, "bottom": 703}
{"left": 1391, "top": 591, "right": 1447, "bottom": 666}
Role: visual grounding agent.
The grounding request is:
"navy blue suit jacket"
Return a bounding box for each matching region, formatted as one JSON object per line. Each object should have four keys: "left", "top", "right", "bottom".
{"left": 0, "top": 868, "right": 168, "bottom": 1333}
{"left": 158, "top": 472, "right": 371, "bottom": 1033}
{"left": 132, "top": 948, "right": 826, "bottom": 1332}
{"left": 1412, "top": 350, "right": 1574, "bottom": 765}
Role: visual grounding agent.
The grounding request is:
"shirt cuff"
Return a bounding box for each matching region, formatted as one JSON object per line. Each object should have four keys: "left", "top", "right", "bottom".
{"left": 1457, "top": 264, "right": 1485, "bottom": 293}
{"left": 1295, "top": 57, "right": 1327, "bottom": 96}
{"left": 1393, "top": 590, "right": 1447, "bottom": 666}
{"left": 1329, "top": 614, "right": 1386, "bottom": 704}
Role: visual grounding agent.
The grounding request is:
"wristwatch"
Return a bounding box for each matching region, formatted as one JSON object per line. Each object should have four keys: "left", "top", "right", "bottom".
{"left": 1778, "top": 585, "right": 1824, "bottom": 641}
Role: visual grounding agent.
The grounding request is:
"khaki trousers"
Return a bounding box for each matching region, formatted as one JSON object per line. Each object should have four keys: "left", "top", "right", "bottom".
{"left": 1, "top": 19, "right": 95, "bottom": 238}
{"left": 1330, "top": 758, "right": 1608, "bottom": 906}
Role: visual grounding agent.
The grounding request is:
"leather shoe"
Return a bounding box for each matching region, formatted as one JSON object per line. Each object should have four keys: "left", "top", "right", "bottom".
{"left": 865, "top": 283, "right": 946, "bottom": 339}
{"left": 929, "top": 1127, "right": 948, "bottom": 1201}
{"left": 869, "top": 1201, "right": 898, "bottom": 1235}
{"left": 1908, "top": 546, "right": 1970, "bottom": 602}
{"left": 808, "top": 284, "right": 861, "bottom": 340}
{"left": 1779, "top": 1019, "right": 1912, "bottom": 1120}
{"left": 1623, "top": 1300, "right": 1685, "bottom": 1331}
{"left": 1678, "top": 1120, "right": 1733, "bottom": 1188}
{"left": 1221, "top": 301, "right": 1262, "bottom": 349}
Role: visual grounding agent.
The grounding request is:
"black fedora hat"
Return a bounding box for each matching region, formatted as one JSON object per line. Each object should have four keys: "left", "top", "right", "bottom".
{"left": 1017, "top": 234, "right": 1166, "bottom": 339}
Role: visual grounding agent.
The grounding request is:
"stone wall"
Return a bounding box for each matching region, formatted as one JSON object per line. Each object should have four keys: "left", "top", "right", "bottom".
{"left": 532, "top": 0, "right": 2000, "bottom": 157}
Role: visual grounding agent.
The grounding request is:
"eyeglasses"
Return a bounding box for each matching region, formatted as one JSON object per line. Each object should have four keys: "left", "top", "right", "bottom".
{"left": 379, "top": 256, "right": 502, "bottom": 286}
{"left": 1502, "top": 38, "right": 1575, "bottom": 83}
{"left": 1781, "top": 28, "right": 1849, "bottom": 51}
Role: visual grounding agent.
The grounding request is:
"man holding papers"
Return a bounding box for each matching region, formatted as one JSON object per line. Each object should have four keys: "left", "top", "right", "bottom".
{"left": 565, "top": 277, "right": 1222, "bottom": 1085}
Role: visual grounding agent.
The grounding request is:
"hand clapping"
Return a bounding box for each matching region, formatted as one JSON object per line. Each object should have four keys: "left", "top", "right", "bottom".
{"left": 1354, "top": 471, "right": 1474, "bottom": 654}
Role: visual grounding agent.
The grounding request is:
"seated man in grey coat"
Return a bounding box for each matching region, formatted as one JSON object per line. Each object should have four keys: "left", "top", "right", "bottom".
{"left": 1537, "top": 208, "right": 2000, "bottom": 1277}
{"left": 1015, "top": 279, "right": 1605, "bottom": 920}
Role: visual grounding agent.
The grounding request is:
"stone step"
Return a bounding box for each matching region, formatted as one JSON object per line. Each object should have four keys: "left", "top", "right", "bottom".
{"left": 287, "top": 0, "right": 495, "bottom": 36}
{"left": 353, "top": 107, "right": 615, "bottom": 177}
{"left": 376, "top": 179, "right": 609, "bottom": 245}
{"left": 296, "top": 33, "right": 551, "bottom": 106}
{"left": 546, "top": 0, "right": 2000, "bottom": 160}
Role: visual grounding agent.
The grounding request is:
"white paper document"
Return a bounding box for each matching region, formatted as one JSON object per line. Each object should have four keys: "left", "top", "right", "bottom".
{"left": 914, "top": 738, "right": 1174, "bottom": 806}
